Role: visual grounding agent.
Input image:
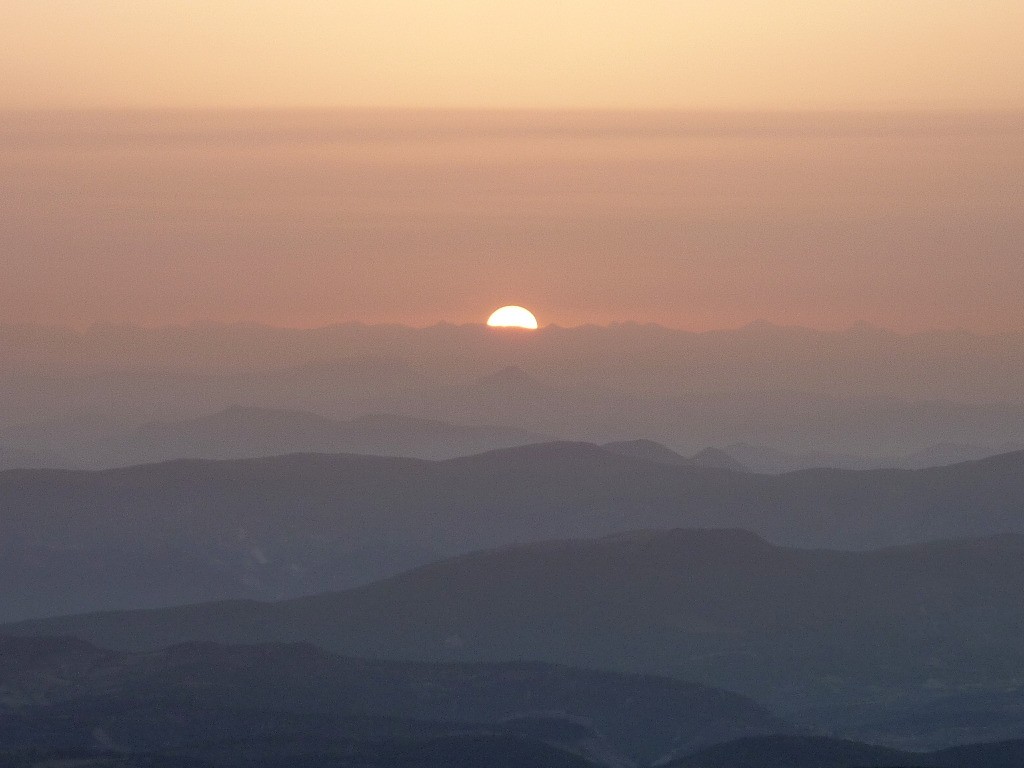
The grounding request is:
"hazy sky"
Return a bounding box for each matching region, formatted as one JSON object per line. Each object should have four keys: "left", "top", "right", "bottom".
{"left": 3, "top": 1, "right": 1023, "bottom": 109}
{"left": 2, "top": 111, "right": 1022, "bottom": 331}
{"left": 2, "top": 4, "right": 1022, "bottom": 332}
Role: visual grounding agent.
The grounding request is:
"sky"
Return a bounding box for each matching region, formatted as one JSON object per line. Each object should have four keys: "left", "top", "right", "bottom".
{"left": 2, "top": 110, "right": 1022, "bottom": 332}
{"left": 3, "top": 1, "right": 1023, "bottom": 110}
{"left": 1, "top": 3, "right": 1022, "bottom": 332}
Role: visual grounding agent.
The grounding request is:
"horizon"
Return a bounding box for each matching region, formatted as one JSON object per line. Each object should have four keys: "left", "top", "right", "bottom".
{"left": 4, "top": 316, "right": 1023, "bottom": 338}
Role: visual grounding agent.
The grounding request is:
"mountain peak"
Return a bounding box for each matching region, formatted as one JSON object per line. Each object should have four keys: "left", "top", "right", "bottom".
{"left": 602, "top": 439, "right": 688, "bottom": 465}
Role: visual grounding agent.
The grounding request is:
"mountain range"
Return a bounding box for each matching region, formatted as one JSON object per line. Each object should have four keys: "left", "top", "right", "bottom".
{"left": 6, "top": 401, "right": 1021, "bottom": 474}
{"left": 5, "top": 443, "right": 1024, "bottom": 620}
{"left": 77, "top": 407, "right": 542, "bottom": 467}
{"left": 666, "top": 734, "right": 1024, "bottom": 768}
{"left": 9, "top": 528, "right": 1024, "bottom": 748}
{"left": 5, "top": 322, "right": 1024, "bottom": 459}
{"left": 5, "top": 321, "right": 1024, "bottom": 404}
{"left": 8, "top": 634, "right": 1024, "bottom": 767}
{"left": 0, "top": 405, "right": 752, "bottom": 471}
{"left": 0, "top": 634, "right": 786, "bottom": 766}
{"left": 724, "top": 439, "right": 1024, "bottom": 473}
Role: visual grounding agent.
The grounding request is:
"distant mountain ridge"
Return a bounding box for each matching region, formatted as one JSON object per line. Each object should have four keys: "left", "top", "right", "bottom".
{"left": 4, "top": 443, "right": 1024, "bottom": 620}
{"left": 5, "top": 321, "right": 1024, "bottom": 404}
{"left": 602, "top": 440, "right": 747, "bottom": 471}
{"left": 722, "top": 440, "right": 1024, "bottom": 473}
{"left": 6, "top": 323, "right": 1024, "bottom": 459}
{"left": 103, "top": 406, "right": 544, "bottom": 465}
{"left": 5, "top": 400, "right": 1020, "bottom": 474}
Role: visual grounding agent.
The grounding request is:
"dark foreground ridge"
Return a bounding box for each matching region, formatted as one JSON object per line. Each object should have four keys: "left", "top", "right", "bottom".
{"left": 0, "top": 635, "right": 787, "bottom": 766}
{"left": 7, "top": 529, "right": 1024, "bottom": 747}
{"left": 0, "top": 737, "right": 599, "bottom": 768}
{"left": 666, "top": 734, "right": 1024, "bottom": 768}
{"left": 3, "top": 637, "right": 1024, "bottom": 767}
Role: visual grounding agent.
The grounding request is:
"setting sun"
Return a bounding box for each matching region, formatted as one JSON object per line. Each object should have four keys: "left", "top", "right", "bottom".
{"left": 486, "top": 305, "right": 538, "bottom": 329}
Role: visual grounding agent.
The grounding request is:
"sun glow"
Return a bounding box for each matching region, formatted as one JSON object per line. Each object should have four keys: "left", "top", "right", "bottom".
{"left": 486, "top": 305, "right": 539, "bottom": 329}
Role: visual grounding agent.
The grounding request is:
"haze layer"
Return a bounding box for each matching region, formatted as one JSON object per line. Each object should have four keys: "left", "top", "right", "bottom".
{"left": 2, "top": 111, "right": 1022, "bottom": 331}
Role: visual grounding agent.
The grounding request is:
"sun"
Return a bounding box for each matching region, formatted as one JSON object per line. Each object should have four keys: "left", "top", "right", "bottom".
{"left": 486, "top": 305, "right": 539, "bottom": 329}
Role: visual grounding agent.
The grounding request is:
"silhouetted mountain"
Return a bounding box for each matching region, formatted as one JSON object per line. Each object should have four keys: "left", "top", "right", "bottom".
{"left": 9, "top": 529, "right": 1024, "bottom": 748}
{"left": 721, "top": 442, "right": 883, "bottom": 472}
{"left": 721, "top": 441, "right": 1024, "bottom": 473}
{"left": 666, "top": 734, "right": 1024, "bottom": 768}
{"left": 0, "top": 635, "right": 787, "bottom": 765}
{"left": 814, "top": 683, "right": 1024, "bottom": 754}
{"left": 666, "top": 735, "right": 912, "bottom": 767}
{"left": 98, "top": 406, "right": 543, "bottom": 465}
{"left": 602, "top": 440, "right": 747, "bottom": 471}
{"left": 0, "top": 733, "right": 600, "bottom": 768}
{"left": 7, "top": 321, "right": 1024, "bottom": 404}
{"left": 5, "top": 444, "right": 1024, "bottom": 620}
{"left": 898, "top": 440, "right": 1024, "bottom": 469}
{"left": 603, "top": 439, "right": 690, "bottom": 464}
{"left": 6, "top": 323, "right": 1024, "bottom": 458}
{"left": 0, "top": 354, "right": 445, "bottom": 454}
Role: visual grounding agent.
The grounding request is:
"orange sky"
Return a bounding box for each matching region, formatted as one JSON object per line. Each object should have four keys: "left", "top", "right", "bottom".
{"left": 2, "top": 4, "right": 1023, "bottom": 332}
{"left": 2, "top": 110, "right": 1022, "bottom": 332}
{"left": 3, "top": 1, "right": 1023, "bottom": 110}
